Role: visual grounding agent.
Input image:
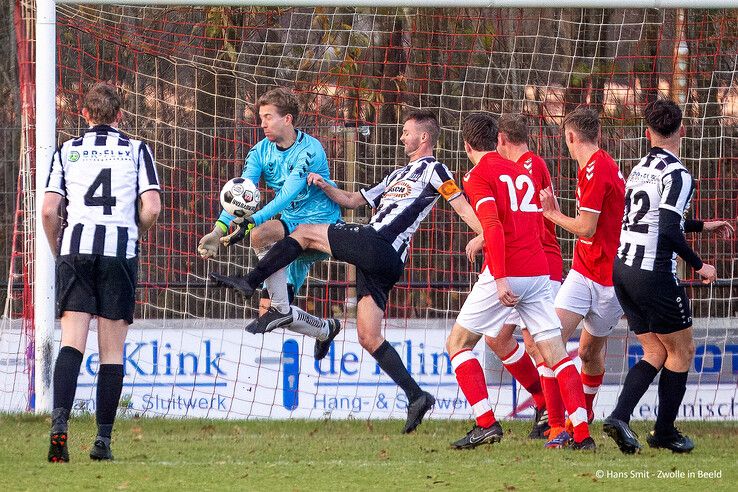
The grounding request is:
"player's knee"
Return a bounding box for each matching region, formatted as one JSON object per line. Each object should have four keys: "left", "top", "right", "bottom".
{"left": 679, "top": 338, "right": 696, "bottom": 364}
{"left": 249, "top": 226, "right": 269, "bottom": 249}
{"left": 445, "top": 337, "right": 458, "bottom": 356}
{"left": 578, "top": 343, "right": 602, "bottom": 365}
{"left": 446, "top": 324, "right": 478, "bottom": 355}
{"left": 643, "top": 349, "right": 667, "bottom": 370}
{"left": 484, "top": 335, "right": 500, "bottom": 352}
{"left": 664, "top": 337, "right": 695, "bottom": 365}
{"left": 357, "top": 329, "right": 382, "bottom": 353}
{"left": 290, "top": 224, "right": 313, "bottom": 248}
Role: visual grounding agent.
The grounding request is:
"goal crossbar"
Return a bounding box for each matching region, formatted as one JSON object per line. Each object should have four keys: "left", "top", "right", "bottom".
{"left": 54, "top": 0, "right": 738, "bottom": 8}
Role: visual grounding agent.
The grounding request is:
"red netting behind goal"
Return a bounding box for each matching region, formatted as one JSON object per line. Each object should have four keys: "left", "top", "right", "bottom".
{"left": 2, "top": 5, "right": 736, "bottom": 421}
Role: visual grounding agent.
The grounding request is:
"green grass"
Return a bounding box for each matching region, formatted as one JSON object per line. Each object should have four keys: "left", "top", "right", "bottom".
{"left": 0, "top": 415, "right": 735, "bottom": 491}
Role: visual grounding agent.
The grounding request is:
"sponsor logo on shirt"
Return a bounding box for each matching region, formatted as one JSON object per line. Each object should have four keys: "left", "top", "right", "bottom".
{"left": 384, "top": 181, "right": 413, "bottom": 198}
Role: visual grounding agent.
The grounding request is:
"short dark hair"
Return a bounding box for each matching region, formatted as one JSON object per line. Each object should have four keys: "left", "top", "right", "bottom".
{"left": 257, "top": 87, "right": 300, "bottom": 121}
{"left": 83, "top": 82, "right": 122, "bottom": 125}
{"left": 403, "top": 109, "right": 440, "bottom": 146}
{"left": 498, "top": 113, "right": 529, "bottom": 145}
{"left": 644, "top": 99, "right": 682, "bottom": 138}
{"left": 462, "top": 113, "right": 498, "bottom": 152}
{"left": 562, "top": 107, "right": 600, "bottom": 144}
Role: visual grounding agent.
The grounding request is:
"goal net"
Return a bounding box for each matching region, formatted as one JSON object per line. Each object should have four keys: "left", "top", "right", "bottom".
{"left": 2, "top": 4, "right": 736, "bottom": 421}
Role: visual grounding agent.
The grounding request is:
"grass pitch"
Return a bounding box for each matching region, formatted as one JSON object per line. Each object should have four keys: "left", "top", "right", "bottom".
{"left": 0, "top": 415, "right": 735, "bottom": 491}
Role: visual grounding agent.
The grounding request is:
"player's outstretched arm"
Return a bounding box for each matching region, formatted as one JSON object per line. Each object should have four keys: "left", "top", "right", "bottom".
{"left": 448, "top": 195, "right": 483, "bottom": 235}
{"left": 703, "top": 220, "right": 735, "bottom": 238}
{"left": 307, "top": 172, "right": 365, "bottom": 209}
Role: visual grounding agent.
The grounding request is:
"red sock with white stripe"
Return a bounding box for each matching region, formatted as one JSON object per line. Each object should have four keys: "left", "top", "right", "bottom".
{"left": 451, "top": 349, "right": 496, "bottom": 428}
{"left": 552, "top": 357, "right": 590, "bottom": 442}
{"left": 501, "top": 343, "right": 546, "bottom": 411}
{"left": 538, "top": 363, "right": 565, "bottom": 429}
{"left": 581, "top": 372, "right": 603, "bottom": 420}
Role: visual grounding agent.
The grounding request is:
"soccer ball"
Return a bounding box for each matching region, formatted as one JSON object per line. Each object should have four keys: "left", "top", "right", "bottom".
{"left": 220, "top": 177, "right": 260, "bottom": 218}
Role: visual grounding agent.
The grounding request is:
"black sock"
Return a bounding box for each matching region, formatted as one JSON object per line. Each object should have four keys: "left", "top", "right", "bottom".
{"left": 52, "top": 346, "right": 84, "bottom": 432}
{"left": 654, "top": 367, "right": 688, "bottom": 436}
{"left": 96, "top": 364, "right": 124, "bottom": 439}
{"left": 247, "top": 237, "right": 304, "bottom": 287}
{"left": 371, "top": 341, "right": 423, "bottom": 402}
{"left": 610, "top": 360, "right": 659, "bottom": 423}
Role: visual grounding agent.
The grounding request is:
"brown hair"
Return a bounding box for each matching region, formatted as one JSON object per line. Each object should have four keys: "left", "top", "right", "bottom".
{"left": 562, "top": 107, "right": 600, "bottom": 144}
{"left": 83, "top": 82, "right": 122, "bottom": 125}
{"left": 644, "top": 99, "right": 682, "bottom": 138}
{"left": 498, "top": 113, "right": 529, "bottom": 145}
{"left": 461, "top": 113, "right": 498, "bottom": 152}
{"left": 403, "top": 109, "right": 441, "bottom": 146}
{"left": 257, "top": 87, "right": 300, "bottom": 121}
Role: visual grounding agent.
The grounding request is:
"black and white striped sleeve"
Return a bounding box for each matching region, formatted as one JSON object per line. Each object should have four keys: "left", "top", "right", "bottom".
{"left": 45, "top": 147, "right": 65, "bottom": 196}
{"left": 659, "top": 168, "right": 693, "bottom": 215}
{"left": 361, "top": 171, "right": 396, "bottom": 208}
{"left": 430, "top": 162, "right": 462, "bottom": 201}
{"left": 137, "top": 141, "right": 161, "bottom": 194}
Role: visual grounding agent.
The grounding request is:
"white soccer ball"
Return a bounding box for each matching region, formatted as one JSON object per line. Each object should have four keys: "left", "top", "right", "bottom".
{"left": 220, "top": 177, "right": 260, "bottom": 219}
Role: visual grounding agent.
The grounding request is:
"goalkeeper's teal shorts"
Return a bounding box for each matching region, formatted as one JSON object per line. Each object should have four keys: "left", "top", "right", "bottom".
{"left": 280, "top": 217, "right": 341, "bottom": 293}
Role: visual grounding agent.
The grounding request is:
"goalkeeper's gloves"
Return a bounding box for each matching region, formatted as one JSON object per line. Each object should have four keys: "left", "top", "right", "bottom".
{"left": 197, "top": 225, "right": 226, "bottom": 259}
{"left": 220, "top": 216, "right": 255, "bottom": 247}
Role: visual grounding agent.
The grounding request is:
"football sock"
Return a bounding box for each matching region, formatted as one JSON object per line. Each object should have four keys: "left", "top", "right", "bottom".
{"left": 552, "top": 357, "right": 590, "bottom": 442}
{"left": 247, "top": 237, "right": 304, "bottom": 288}
{"left": 96, "top": 364, "right": 124, "bottom": 439}
{"left": 52, "top": 345, "right": 84, "bottom": 432}
{"left": 371, "top": 341, "right": 423, "bottom": 403}
{"left": 654, "top": 367, "right": 688, "bottom": 436}
{"left": 451, "top": 349, "right": 496, "bottom": 428}
{"left": 286, "top": 306, "right": 330, "bottom": 340}
{"left": 539, "top": 363, "right": 565, "bottom": 428}
{"left": 255, "top": 247, "right": 290, "bottom": 314}
{"left": 610, "top": 360, "right": 658, "bottom": 423}
{"left": 501, "top": 343, "right": 545, "bottom": 411}
{"left": 581, "top": 371, "right": 604, "bottom": 419}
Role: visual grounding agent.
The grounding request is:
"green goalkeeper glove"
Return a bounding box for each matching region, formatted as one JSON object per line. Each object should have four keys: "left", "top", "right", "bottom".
{"left": 220, "top": 216, "right": 255, "bottom": 247}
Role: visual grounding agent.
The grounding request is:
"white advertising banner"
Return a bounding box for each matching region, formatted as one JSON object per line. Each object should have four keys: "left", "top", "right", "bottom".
{"left": 2, "top": 318, "right": 737, "bottom": 420}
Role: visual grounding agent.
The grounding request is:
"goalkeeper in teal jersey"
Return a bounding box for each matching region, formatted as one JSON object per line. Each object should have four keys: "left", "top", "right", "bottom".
{"left": 198, "top": 87, "right": 341, "bottom": 346}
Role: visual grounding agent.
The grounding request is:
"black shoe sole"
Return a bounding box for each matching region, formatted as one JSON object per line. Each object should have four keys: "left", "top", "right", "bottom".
{"left": 209, "top": 273, "right": 255, "bottom": 298}
{"left": 48, "top": 433, "right": 69, "bottom": 463}
{"left": 646, "top": 438, "right": 694, "bottom": 453}
{"left": 603, "top": 422, "right": 641, "bottom": 454}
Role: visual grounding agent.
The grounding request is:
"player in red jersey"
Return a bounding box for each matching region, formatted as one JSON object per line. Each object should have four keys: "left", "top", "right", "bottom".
{"left": 539, "top": 107, "right": 625, "bottom": 447}
{"left": 446, "top": 113, "right": 594, "bottom": 450}
{"left": 475, "top": 114, "right": 563, "bottom": 440}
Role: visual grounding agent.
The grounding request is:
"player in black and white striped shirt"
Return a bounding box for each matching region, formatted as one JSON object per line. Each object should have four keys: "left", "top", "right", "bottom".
{"left": 42, "top": 83, "right": 161, "bottom": 462}
{"left": 603, "top": 99, "right": 733, "bottom": 454}
{"left": 212, "top": 109, "right": 483, "bottom": 433}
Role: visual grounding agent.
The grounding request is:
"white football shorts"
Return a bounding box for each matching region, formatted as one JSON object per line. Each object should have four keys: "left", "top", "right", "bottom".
{"left": 456, "top": 268, "right": 561, "bottom": 338}
{"left": 505, "top": 280, "right": 561, "bottom": 329}
{"left": 554, "top": 268, "right": 623, "bottom": 337}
